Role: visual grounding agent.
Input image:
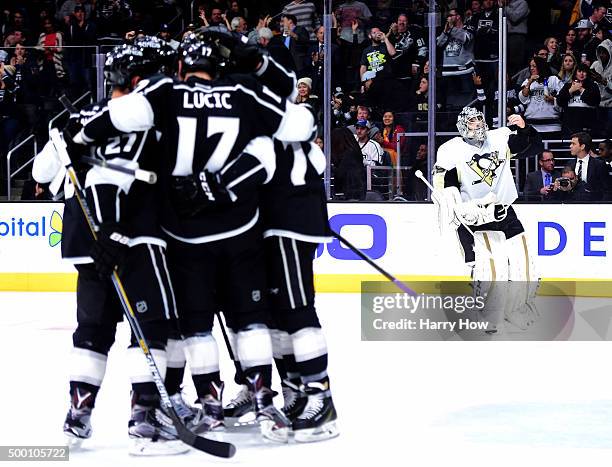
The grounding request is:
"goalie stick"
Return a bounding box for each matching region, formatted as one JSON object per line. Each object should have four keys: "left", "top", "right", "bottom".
{"left": 49, "top": 127, "right": 236, "bottom": 459}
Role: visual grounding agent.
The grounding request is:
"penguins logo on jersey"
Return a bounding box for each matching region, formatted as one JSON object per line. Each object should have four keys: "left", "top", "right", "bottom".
{"left": 467, "top": 151, "right": 502, "bottom": 186}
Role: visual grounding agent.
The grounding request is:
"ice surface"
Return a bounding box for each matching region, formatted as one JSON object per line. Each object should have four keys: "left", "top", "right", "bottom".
{"left": 2, "top": 292, "right": 612, "bottom": 467}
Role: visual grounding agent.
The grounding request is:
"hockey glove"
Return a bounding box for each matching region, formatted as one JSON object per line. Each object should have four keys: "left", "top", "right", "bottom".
{"left": 230, "top": 43, "right": 263, "bottom": 73}
{"left": 62, "top": 116, "right": 87, "bottom": 164}
{"left": 90, "top": 223, "right": 131, "bottom": 278}
{"left": 171, "top": 170, "right": 233, "bottom": 217}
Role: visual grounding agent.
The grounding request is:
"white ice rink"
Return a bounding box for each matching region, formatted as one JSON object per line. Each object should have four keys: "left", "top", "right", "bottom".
{"left": 3, "top": 291, "right": 612, "bottom": 467}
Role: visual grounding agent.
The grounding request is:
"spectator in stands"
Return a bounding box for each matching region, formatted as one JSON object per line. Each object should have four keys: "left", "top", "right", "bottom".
{"left": 347, "top": 105, "right": 380, "bottom": 139}
{"left": 225, "top": 1, "right": 248, "bottom": 22}
{"left": 158, "top": 23, "right": 179, "bottom": 49}
{"left": 559, "top": 28, "right": 581, "bottom": 58}
{"left": 283, "top": 0, "right": 318, "bottom": 40}
{"left": 523, "top": 150, "right": 560, "bottom": 200}
{"left": 577, "top": 2, "right": 609, "bottom": 30}
{"left": 315, "top": 136, "right": 323, "bottom": 150}
{"left": 380, "top": 110, "right": 406, "bottom": 167}
{"left": 569, "top": 131, "right": 608, "bottom": 200}
{"left": 513, "top": 48, "right": 550, "bottom": 86}
{"left": 96, "top": 0, "right": 132, "bottom": 37}
{"left": 598, "top": 139, "right": 612, "bottom": 160}
{"left": 557, "top": 62, "right": 601, "bottom": 135}
{"left": 336, "top": 0, "right": 371, "bottom": 45}
{"left": 436, "top": 8, "right": 475, "bottom": 110}
{"left": 354, "top": 119, "right": 384, "bottom": 167}
{"left": 0, "top": 52, "right": 21, "bottom": 162}
{"left": 280, "top": 13, "right": 309, "bottom": 75}
{"left": 544, "top": 36, "right": 563, "bottom": 71}
{"left": 359, "top": 26, "right": 396, "bottom": 83}
{"left": 7, "top": 42, "right": 41, "bottom": 131}
{"left": 230, "top": 17, "right": 248, "bottom": 36}
{"left": 295, "top": 77, "right": 320, "bottom": 123}
{"left": 558, "top": 52, "right": 577, "bottom": 85}
{"left": 549, "top": 165, "right": 588, "bottom": 202}
{"left": 583, "top": 23, "right": 608, "bottom": 63}
{"left": 470, "top": 0, "right": 482, "bottom": 16}
{"left": 5, "top": 10, "right": 32, "bottom": 46}
{"left": 57, "top": 0, "right": 93, "bottom": 23}
{"left": 505, "top": 0, "right": 530, "bottom": 76}
{"left": 519, "top": 55, "right": 563, "bottom": 137}
{"left": 331, "top": 127, "right": 366, "bottom": 200}
{"left": 409, "top": 74, "right": 429, "bottom": 113}
{"left": 3, "top": 26, "right": 25, "bottom": 47}
{"left": 37, "top": 18, "right": 66, "bottom": 98}
{"left": 468, "top": 0, "right": 500, "bottom": 91}
{"left": 590, "top": 38, "right": 612, "bottom": 137}
{"left": 406, "top": 142, "right": 428, "bottom": 200}
{"left": 20, "top": 179, "right": 51, "bottom": 200}
{"left": 307, "top": 25, "right": 340, "bottom": 98}
{"left": 209, "top": 7, "right": 228, "bottom": 28}
{"left": 575, "top": 19, "right": 593, "bottom": 59}
{"left": 64, "top": 5, "right": 97, "bottom": 99}
{"left": 387, "top": 13, "right": 427, "bottom": 92}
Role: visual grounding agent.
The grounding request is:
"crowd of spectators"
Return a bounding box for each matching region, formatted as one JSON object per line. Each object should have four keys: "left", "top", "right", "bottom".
{"left": 0, "top": 0, "right": 611, "bottom": 201}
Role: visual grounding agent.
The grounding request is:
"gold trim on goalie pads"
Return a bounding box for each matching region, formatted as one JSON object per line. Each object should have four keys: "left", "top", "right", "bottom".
{"left": 472, "top": 231, "right": 509, "bottom": 328}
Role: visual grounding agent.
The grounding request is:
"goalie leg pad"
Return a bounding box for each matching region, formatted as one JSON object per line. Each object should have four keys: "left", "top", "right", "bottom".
{"left": 473, "top": 231, "right": 509, "bottom": 329}
{"left": 505, "top": 233, "right": 539, "bottom": 328}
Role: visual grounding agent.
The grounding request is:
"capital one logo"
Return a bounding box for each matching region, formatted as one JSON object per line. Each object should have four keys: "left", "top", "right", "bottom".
{"left": 316, "top": 214, "right": 387, "bottom": 260}
{"left": 0, "top": 210, "right": 63, "bottom": 247}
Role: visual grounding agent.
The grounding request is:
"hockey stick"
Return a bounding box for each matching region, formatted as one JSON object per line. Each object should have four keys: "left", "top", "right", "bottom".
{"left": 49, "top": 128, "right": 236, "bottom": 459}
{"left": 56, "top": 96, "right": 158, "bottom": 185}
{"left": 81, "top": 156, "right": 158, "bottom": 184}
{"left": 329, "top": 229, "right": 416, "bottom": 295}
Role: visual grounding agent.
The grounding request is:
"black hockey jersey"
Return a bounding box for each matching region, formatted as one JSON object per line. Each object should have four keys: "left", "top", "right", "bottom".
{"left": 62, "top": 100, "right": 165, "bottom": 262}
{"left": 78, "top": 61, "right": 314, "bottom": 244}
{"left": 261, "top": 140, "right": 331, "bottom": 243}
{"left": 467, "top": 8, "right": 499, "bottom": 62}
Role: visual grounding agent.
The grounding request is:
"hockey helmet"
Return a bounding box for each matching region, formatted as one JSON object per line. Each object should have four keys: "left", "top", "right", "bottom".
{"left": 457, "top": 107, "right": 488, "bottom": 146}
{"left": 179, "top": 28, "right": 233, "bottom": 76}
{"left": 104, "top": 44, "right": 148, "bottom": 88}
{"left": 133, "top": 35, "right": 178, "bottom": 77}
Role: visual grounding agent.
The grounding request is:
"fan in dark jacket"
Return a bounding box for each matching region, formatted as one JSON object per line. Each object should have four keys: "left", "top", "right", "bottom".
{"left": 556, "top": 62, "right": 601, "bottom": 136}
{"left": 331, "top": 127, "right": 366, "bottom": 200}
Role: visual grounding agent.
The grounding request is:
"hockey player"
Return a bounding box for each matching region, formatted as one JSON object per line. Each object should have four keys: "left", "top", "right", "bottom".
{"left": 69, "top": 29, "right": 315, "bottom": 442}
{"left": 34, "top": 41, "right": 190, "bottom": 455}
{"left": 432, "top": 107, "right": 543, "bottom": 331}
{"left": 217, "top": 139, "right": 339, "bottom": 442}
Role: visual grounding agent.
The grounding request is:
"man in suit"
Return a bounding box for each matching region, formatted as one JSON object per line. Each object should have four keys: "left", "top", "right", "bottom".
{"left": 307, "top": 25, "right": 340, "bottom": 97}
{"left": 523, "top": 150, "right": 560, "bottom": 200}
{"left": 280, "top": 13, "right": 310, "bottom": 75}
{"left": 569, "top": 131, "right": 608, "bottom": 200}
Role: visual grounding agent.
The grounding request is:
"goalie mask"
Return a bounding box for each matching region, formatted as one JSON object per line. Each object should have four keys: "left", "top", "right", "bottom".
{"left": 457, "top": 107, "right": 488, "bottom": 147}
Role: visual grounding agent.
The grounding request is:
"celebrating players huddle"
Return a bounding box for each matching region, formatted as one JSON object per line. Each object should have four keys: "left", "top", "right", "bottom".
{"left": 32, "top": 30, "right": 338, "bottom": 456}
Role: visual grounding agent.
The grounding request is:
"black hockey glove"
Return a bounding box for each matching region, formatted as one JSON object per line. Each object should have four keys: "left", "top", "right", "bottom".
{"left": 90, "top": 223, "right": 131, "bottom": 278}
{"left": 62, "top": 116, "right": 87, "bottom": 164}
{"left": 171, "top": 170, "right": 233, "bottom": 217}
{"left": 230, "top": 43, "right": 263, "bottom": 73}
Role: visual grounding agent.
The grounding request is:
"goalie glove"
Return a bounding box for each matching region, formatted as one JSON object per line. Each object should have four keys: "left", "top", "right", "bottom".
{"left": 432, "top": 186, "right": 462, "bottom": 236}
{"left": 90, "top": 223, "right": 131, "bottom": 278}
{"left": 171, "top": 170, "right": 233, "bottom": 217}
{"left": 454, "top": 193, "right": 508, "bottom": 226}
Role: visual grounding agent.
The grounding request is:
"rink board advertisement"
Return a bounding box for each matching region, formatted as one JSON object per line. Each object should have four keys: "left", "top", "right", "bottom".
{"left": 0, "top": 202, "right": 611, "bottom": 292}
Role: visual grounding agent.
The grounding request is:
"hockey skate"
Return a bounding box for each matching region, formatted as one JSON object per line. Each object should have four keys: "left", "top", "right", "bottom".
{"left": 128, "top": 395, "right": 189, "bottom": 456}
{"left": 190, "top": 382, "right": 225, "bottom": 434}
{"left": 292, "top": 382, "right": 339, "bottom": 443}
{"left": 63, "top": 388, "right": 95, "bottom": 448}
{"left": 169, "top": 392, "right": 201, "bottom": 427}
{"left": 281, "top": 381, "right": 308, "bottom": 422}
{"left": 224, "top": 384, "right": 257, "bottom": 426}
{"left": 247, "top": 374, "right": 290, "bottom": 443}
